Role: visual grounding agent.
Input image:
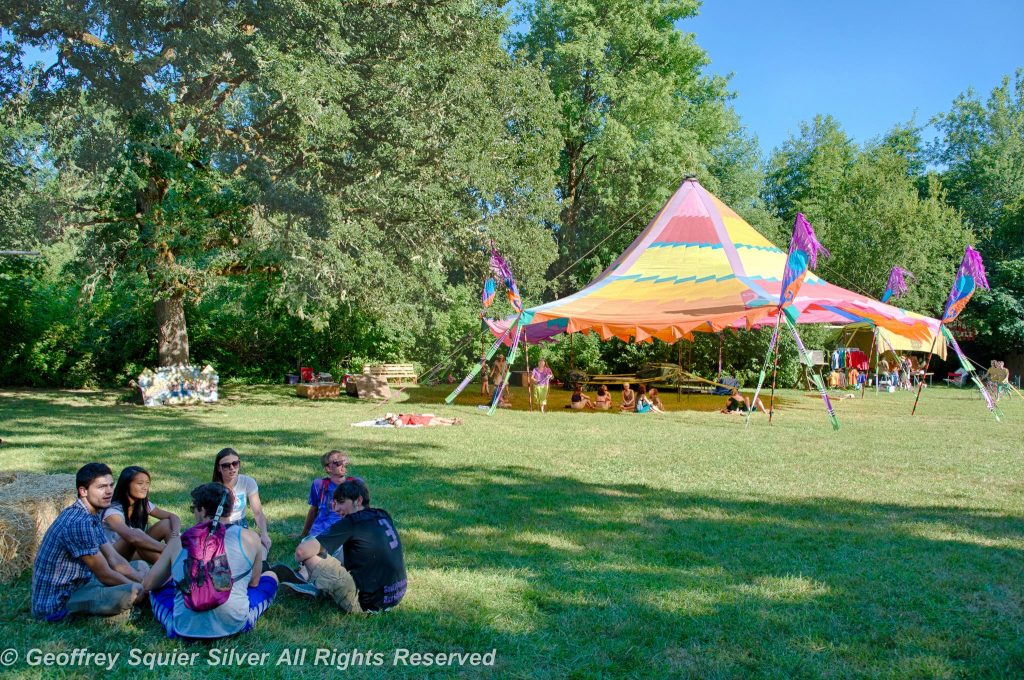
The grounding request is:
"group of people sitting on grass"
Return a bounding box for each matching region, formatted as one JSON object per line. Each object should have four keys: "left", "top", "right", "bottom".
{"left": 31, "top": 447, "right": 406, "bottom": 639}
{"left": 568, "top": 382, "right": 666, "bottom": 413}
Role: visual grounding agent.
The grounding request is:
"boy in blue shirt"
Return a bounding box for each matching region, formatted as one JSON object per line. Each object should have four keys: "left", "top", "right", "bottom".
{"left": 298, "top": 451, "right": 349, "bottom": 538}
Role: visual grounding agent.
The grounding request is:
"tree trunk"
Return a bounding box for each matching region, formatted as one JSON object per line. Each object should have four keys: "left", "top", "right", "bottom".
{"left": 155, "top": 293, "right": 190, "bottom": 366}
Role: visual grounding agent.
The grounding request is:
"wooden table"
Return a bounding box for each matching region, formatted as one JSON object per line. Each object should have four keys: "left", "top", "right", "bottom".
{"left": 295, "top": 383, "right": 340, "bottom": 399}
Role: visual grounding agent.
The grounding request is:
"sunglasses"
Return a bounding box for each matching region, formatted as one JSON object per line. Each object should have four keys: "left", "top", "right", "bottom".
{"left": 219, "top": 460, "right": 241, "bottom": 470}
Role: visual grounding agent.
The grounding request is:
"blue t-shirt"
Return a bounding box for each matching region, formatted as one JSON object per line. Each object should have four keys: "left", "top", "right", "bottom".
{"left": 308, "top": 478, "right": 342, "bottom": 536}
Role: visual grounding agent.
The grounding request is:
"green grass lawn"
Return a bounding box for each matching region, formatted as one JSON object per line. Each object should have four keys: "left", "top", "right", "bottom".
{"left": 0, "top": 384, "right": 1022, "bottom": 679}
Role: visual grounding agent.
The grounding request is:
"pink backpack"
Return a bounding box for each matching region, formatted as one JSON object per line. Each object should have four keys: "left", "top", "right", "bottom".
{"left": 177, "top": 522, "right": 251, "bottom": 612}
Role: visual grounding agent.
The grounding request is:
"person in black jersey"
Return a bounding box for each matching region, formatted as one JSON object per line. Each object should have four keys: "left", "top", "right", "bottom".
{"left": 292, "top": 477, "right": 407, "bottom": 612}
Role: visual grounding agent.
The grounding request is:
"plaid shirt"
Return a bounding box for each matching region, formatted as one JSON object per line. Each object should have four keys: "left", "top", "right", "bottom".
{"left": 31, "top": 499, "right": 108, "bottom": 621}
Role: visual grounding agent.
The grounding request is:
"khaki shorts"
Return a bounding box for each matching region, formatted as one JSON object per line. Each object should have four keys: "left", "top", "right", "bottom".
{"left": 309, "top": 555, "right": 362, "bottom": 614}
{"left": 66, "top": 560, "right": 148, "bottom": 617}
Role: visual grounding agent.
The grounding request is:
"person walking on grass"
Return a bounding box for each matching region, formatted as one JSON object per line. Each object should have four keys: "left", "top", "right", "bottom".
{"left": 32, "top": 463, "right": 148, "bottom": 621}
{"left": 212, "top": 447, "right": 272, "bottom": 552}
{"left": 102, "top": 465, "right": 181, "bottom": 564}
{"left": 530, "top": 358, "right": 554, "bottom": 413}
{"left": 144, "top": 483, "right": 278, "bottom": 639}
{"left": 489, "top": 355, "right": 512, "bottom": 407}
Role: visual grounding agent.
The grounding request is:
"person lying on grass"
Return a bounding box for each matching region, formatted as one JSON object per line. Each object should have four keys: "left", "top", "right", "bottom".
{"left": 381, "top": 413, "right": 463, "bottom": 427}
{"left": 143, "top": 483, "right": 278, "bottom": 640}
{"left": 102, "top": 465, "right": 180, "bottom": 564}
{"left": 720, "top": 388, "right": 767, "bottom": 414}
{"left": 32, "top": 463, "right": 148, "bottom": 621}
{"left": 274, "top": 477, "right": 407, "bottom": 613}
{"left": 298, "top": 450, "right": 350, "bottom": 539}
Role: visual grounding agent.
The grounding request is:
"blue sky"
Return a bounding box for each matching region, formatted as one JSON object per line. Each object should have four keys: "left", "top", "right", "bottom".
{"left": 686, "top": 0, "right": 1024, "bottom": 154}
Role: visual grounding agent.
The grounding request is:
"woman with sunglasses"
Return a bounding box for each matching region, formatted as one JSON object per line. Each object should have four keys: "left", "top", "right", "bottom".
{"left": 212, "top": 448, "right": 272, "bottom": 552}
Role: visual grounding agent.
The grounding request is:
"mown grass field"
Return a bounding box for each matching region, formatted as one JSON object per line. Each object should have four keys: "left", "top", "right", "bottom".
{"left": 0, "top": 384, "right": 1022, "bottom": 679}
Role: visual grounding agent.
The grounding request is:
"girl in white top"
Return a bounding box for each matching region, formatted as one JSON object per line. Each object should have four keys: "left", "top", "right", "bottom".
{"left": 212, "top": 448, "right": 272, "bottom": 552}
{"left": 102, "top": 465, "right": 181, "bottom": 563}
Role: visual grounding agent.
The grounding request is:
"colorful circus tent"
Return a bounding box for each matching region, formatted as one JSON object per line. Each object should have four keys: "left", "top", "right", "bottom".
{"left": 487, "top": 177, "right": 943, "bottom": 346}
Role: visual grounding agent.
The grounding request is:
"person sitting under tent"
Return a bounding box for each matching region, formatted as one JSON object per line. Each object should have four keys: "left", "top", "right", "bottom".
{"left": 619, "top": 382, "right": 636, "bottom": 411}
{"left": 720, "top": 388, "right": 767, "bottom": 414}
{"left": 899, "top": 356, "right": 913, "bottom": 390}
{"left": 647, "top": 388, "right": 665, "bottom": 412}
{"left": 569, "top": 384, "right": 594, "bottom": 410}
{"left": 634, "top": 385, "right": 663, "bottom": 414}
{"left": 877, "top": 358, "right": 893, "bottom": 386}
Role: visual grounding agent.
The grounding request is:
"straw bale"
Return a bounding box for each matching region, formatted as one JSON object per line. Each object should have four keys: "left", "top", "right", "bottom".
{"left": 0, "top": 473, "right": 77, "bottom": 583}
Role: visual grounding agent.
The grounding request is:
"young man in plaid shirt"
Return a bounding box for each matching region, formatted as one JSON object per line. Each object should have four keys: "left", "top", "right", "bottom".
{"left": 32, "top": 463, "right": 150, "bottom": 621}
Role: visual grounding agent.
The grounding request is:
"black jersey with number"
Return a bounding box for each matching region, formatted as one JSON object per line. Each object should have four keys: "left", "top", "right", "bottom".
{"left": 316, "top": 507, "right": 407, "bottom": 610}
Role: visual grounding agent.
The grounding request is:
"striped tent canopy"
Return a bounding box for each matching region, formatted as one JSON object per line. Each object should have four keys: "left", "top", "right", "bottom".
{"left": 488, "top": 177, "right": 941, "bottom": 344}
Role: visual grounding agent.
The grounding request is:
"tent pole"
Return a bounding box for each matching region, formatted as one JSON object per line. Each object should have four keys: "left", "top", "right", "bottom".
{"left": 525, "top": 341, "right": 533, "bottom": 412}
{"left": 570, "top": 332, "right": 574, "bottom": 370}
{"left": 911, "top": 331, "right": 941, "bottom": 415}
{"left": 873, "top": 328, "right": 881, "bottom": 394}
{"left": 480, "top": 329, "right": 488, "bottom": 395}
{"left": 862, "top": 326, "right": 878, "bottom": 399}
{"left": 767, "top": 312, "right": 784, "bottom": 425}
{"left": 677, "top": 340, "right": 683, "bottom": 402}
{"left": 717, "top": 333, "right": 723, "bottom": 378}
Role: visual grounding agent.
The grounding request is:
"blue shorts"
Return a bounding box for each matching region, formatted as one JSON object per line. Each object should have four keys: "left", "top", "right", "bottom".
{"left": 151, "top": 574, "right": 278, "bottom": 639}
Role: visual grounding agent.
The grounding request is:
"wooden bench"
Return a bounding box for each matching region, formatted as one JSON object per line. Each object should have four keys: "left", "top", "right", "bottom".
{"left": 364, "top": 363, "right": 418, "bottom": 385}
{"left": 582, "top": 373, "right": 636, "bottom": 387}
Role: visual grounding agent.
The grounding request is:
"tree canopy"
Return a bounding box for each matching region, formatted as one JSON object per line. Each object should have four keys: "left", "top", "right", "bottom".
{"left": 0, "top": 3, "right": 1019, "bottom": 387}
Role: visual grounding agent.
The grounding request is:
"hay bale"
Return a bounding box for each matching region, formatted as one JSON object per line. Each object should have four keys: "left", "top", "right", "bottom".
{"left": 0, "top": 473, "right": 77, "bottom": 583}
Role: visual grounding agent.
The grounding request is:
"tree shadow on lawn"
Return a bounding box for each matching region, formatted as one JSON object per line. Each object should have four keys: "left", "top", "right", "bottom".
{"left": 354, "top": 463, "right": 1024, "bottom": 678}
{"left": 2, "top": 392, "right": 1023, "bottom": 677}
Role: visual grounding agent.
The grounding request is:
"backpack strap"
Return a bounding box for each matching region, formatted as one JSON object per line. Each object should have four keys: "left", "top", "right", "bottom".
{"left": 318, "top": 477, "right": 331, "bottom": 506}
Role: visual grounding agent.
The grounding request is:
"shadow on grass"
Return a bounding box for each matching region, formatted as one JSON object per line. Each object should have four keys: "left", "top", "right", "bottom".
{"left": 1, "top": 390, "right": 1022, "bottom": 678}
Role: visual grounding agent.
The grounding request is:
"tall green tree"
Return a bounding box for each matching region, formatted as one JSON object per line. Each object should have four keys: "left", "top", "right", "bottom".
{"left": 764, "top": 116, "right": 972, "bottom": 315}
{"left": 0, "top": 1, "right": 560, "bottom": 367}
{"left": 513, "top": 0, "right": 738, "bottom": 293}
{"left": 931, "top": 71, "right": 1024, "bottom": 358}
